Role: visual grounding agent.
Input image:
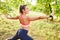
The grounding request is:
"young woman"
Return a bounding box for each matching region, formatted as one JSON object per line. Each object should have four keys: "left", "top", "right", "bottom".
{"left": 4, "top": 5, "right": 51, "bottom": 40}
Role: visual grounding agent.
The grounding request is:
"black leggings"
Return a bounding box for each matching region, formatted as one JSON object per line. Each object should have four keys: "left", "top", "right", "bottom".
{"left": 8, "top": 29, "right": 33, "bottom": 40}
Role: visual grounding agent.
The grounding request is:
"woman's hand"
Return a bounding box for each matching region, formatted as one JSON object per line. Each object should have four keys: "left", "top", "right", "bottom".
{"left": 3, "top": 13, "right": 9, "bottom": 18}
{"left": 49, "top": 8, "right": 54, "bottom": 21}
{"left": 49, "top": 13, "right": 54, "bottom": 21}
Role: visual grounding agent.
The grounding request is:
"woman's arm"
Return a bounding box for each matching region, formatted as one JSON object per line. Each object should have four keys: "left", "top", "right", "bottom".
{"left": 4, "top": 14, "right": 19, "bottom": 20}
{"left": 28, "top": 15, "right": 49, "bottom": 21}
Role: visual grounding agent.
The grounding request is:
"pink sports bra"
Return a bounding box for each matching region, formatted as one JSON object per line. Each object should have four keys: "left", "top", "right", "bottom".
{"left": 19, "top": 15, "right": 30, "bottom": 27}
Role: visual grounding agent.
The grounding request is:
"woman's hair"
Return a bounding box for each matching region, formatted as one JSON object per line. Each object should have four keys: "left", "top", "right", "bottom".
{"left": 19, "top": 5, "right": 27, "bottom": 14}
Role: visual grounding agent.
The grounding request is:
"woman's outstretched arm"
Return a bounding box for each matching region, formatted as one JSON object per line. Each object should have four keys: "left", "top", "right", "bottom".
{"left": 28, "top": 15, "right": 49, "bottom": 21}
{"left": 3, "top": 14, "right": 19, "bottom": 20}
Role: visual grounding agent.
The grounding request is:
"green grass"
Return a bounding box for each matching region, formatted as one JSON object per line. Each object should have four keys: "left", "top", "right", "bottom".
{"left": 0, "top": 15, "right": 60, "bottom": 40}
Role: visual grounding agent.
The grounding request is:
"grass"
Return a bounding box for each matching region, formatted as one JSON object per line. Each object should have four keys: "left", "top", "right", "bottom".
{"left": 0, "top": 15, "right": 60, "bottom": 40}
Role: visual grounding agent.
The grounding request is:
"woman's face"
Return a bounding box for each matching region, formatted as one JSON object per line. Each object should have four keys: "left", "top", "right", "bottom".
{"left": 24, "top": 6, "right": 29, "bottom": 14}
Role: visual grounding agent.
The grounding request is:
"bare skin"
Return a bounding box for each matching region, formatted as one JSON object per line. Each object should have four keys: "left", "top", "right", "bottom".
{"left": 4, "top": 14, "right": 49, "bottom": 30}
{"left": 3, "top": 6, "right": 50, "bottom": 30}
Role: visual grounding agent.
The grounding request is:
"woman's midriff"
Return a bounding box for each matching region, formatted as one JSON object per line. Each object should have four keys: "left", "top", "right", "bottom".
{"left": 21, "top": 24, "right": 29, "bottom": 30}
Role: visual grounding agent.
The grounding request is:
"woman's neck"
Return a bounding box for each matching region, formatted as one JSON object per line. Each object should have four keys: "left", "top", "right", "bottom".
{"left": 20, "top": 13, "right": 26, "bottom": 15}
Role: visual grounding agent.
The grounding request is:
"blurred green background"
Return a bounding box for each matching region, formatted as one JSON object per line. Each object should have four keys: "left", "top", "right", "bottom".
{"left": 0, "top": 0, "right": 60, "bottom": 40}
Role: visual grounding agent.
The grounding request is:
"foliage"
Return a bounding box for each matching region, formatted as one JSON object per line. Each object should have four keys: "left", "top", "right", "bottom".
{"left": 0, "top": 0, "right": 25, "bottom": 14}
{"left": 0, "top": 0, "right": 60, "bottom": 17}
{"left": 29, "top": 0, "right": 60, "bottom": 16}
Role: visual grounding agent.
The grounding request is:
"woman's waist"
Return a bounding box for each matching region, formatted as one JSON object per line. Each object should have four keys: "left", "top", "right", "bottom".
{"left": 21, "top": 24, "right": 29, "bottom": 27}
{"left": 21, "top": 24, "right": 29, "bottom": 30}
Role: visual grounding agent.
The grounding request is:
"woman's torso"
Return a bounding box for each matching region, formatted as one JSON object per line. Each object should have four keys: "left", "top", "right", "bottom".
{"left": 18, "top": 15, "right": 30, "bottom": 30}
